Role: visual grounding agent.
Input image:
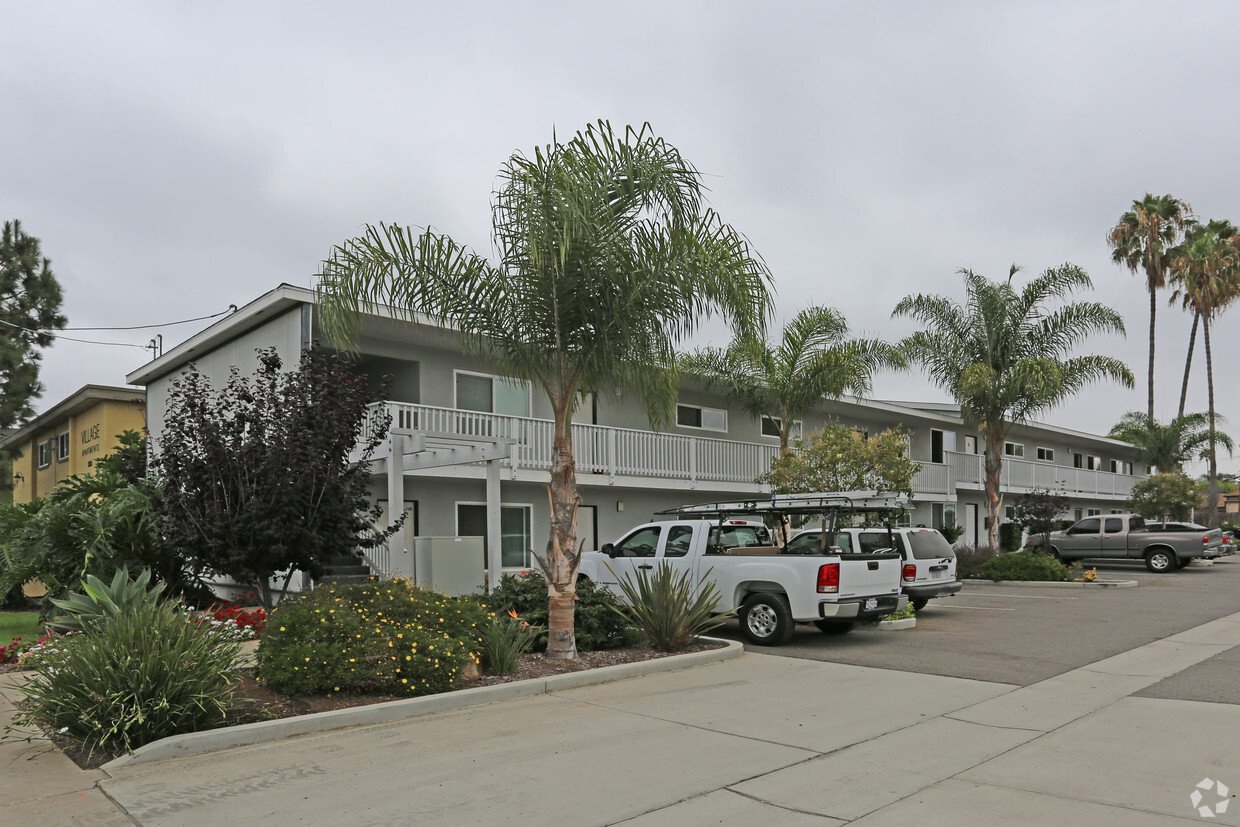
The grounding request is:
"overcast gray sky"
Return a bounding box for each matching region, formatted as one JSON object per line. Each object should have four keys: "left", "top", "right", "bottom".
{"left": 4, "top": 1, "right": 1238, "bottom": 473}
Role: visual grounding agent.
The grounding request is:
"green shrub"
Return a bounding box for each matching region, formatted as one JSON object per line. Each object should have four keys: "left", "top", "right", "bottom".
{"left": 258, "top": 580, "right": 487, "bottom": 697}
{"left": 48, "top": 567, "right": 166, "bottom": 633}
{"left": 998, "top": 522, "right": 1024, "bottom": 552}
{"left": 6, "top": 599, "right": 242, "bottom": 757}
{"left": 485, "top": 572, "right": 632, "bottom": 651}
{"left": 609, "top": 563, "right": 728, "bottom": 652}
{"left": 480, "top": 611, "right": 544, "bottom": 675}
{"left": 881, "top": 602, "right": 916, "bottom": 621}
{"left": 954, "top": 545, "right": 998, "bottom": 579}
{"left": 980, "top": 551, "right": 1071, "bottom": 582}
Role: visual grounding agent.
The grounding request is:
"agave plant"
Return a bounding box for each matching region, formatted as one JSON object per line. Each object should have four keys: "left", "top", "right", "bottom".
{"left": 48, "top": 567, "right": 168, "bottom": 633}
{"left": 608, "top": 563, "right": 731, "bottom": 652}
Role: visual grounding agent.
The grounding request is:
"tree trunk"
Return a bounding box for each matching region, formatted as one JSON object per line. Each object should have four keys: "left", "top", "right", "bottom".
{"left": 983, "top": 433, "right": 1003, "bottom": 549}
{"left": 1147, "top": 287, "right": 1157, "bottom": 422}
{"left": 1204, "top": 317, "right": 1220, "bottom": 529}
{"left": 543, "top": 394, "right": 580, "bottom": 659}
{"left": 1177, "top": 311, "right": 1199, "bottom": 420}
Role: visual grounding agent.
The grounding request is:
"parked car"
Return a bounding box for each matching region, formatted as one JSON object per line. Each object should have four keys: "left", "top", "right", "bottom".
{"left": 789, "top": 526, "right": 961, "bottom": 610}
{"left": 1045, "top": 514, "right": 1223, "bottom": 572}
{"left": 578, "top": 492, "right": 910, "bottom": 644}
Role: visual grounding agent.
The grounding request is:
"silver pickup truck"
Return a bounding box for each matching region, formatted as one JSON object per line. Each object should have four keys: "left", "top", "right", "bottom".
{"left": 1045, "top": 514, "right": 1223, "bottom": 572}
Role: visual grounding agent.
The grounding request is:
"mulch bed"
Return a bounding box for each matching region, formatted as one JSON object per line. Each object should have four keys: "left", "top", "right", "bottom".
{"left": 12, "top": 639, "right": 726, "bottom": 770}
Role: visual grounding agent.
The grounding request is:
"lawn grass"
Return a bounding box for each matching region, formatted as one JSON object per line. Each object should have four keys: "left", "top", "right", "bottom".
{"left": 0, "top": 611, "right": 44, "bottom": 644}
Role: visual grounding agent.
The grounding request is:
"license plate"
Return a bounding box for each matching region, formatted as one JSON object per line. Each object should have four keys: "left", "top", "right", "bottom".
{"left": 930, "top": 570, "right": 945, "bottom": 580}
{"left": 865, "top": 598, "right": 878, "bottom": 611}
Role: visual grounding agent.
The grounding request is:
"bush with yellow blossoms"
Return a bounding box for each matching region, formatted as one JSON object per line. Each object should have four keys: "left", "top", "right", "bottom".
{"left": 257, "top": 580, "right": 487, "bottom": 697}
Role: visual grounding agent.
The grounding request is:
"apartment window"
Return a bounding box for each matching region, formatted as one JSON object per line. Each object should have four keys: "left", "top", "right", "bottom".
{"left": 1087, "top": 508, "right": 1101, "bottom": 517}
{"left": 1004, "top": 442, "right": 1024, "bottom": 458}
{"left": 1036, "top": 447, "right": 1055, "bottom": 462}
{"left": 1077, "top": 454, "right": 1100, "bottom": 470}
{"left": 1124, "top": 462, "right": 1133, "bottom": 475}
{"left": 1004, "top": 506, "right": 1015, "bottom": 520}
{"left": 57, "top": 431, "right": 70, "bottom": 463}
{"left": 1107, "top": 459, "right": 1119, "bottom": 474}
{"left": 1110, "top": 509, "right": 1123, "bottom": 514}
{"left": 457, "top": 503, "right": 533, "bottom": 569}
{"left": 676, "top": 404, "right": 727, "bottom": 432}
{"left": 37, "top": 441, "right": 52, "bottom": 469}
{"left": 760, "top": 416, "right": 802, "bottom": 440}
{"left": 454, "top": 371, "right": 531, "bottom": 417}
{"left": 931, "top": 429, "right": 956, "bottom": 463}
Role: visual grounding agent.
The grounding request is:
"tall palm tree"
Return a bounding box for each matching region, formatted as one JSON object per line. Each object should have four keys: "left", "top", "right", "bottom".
{"left": 1170, "top": 220, "right": 1240, "bottom": 526}
{"left": 679, "top": 306, "right": 904, "bottom": 455}
{"left": 315, "top": 121, "right": 772, "bottom": 659}
{"left": 1106, "top": 194, "right": 1192, "bottom": 420}
{"left": 1107, "top": 411, "right": 1233, "bottom": 473}
{"left": 1169, "top": 220, "right": 1240, "bottom": 419}
{"left": 894, "top": 265, "right": 1133, "bottom": 548}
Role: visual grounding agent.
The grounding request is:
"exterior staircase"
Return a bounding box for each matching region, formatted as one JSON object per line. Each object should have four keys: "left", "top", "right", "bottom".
{"left": 316, "top": 553, "right": 377, "bottom": 587}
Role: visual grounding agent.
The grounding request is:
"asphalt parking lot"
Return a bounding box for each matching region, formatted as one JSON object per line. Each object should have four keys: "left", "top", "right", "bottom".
{"left": 716, "top": 557, "right": 1240, "bottom": 695}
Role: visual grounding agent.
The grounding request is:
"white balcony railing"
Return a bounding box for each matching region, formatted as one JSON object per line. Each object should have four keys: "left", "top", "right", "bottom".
{"left": 362, "top": 402, "right": 1134, "bottom": 500}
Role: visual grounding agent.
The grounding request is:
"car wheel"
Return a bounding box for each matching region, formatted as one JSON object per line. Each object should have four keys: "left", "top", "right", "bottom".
{"left": 740, "top": 593, "right": 795, "bottom": 645}
{"left": 813, "top": 620, "right": 856, "bottom": 634}
{"left": 910, "top": 597, "right": 929, "bottom": 611}
{"left": 1145, "top": 549, "right": 1177, "bottom": 573}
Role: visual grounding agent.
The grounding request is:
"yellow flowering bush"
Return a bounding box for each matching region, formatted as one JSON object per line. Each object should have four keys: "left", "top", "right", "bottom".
{"left": 257, "top": 580, "right": 487, "bottom": 697}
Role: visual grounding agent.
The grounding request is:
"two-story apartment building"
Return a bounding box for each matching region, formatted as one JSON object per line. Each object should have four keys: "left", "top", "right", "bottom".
{"left": 1, "top": 385, "right": 147, "bottom": 503}
{"left": 127, "top": 284, "right": 1145, "bottom": 593}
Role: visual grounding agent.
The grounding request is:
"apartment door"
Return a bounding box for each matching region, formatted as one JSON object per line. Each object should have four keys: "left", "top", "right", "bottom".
{"left": 965, "top": 503, "right": 979, "bottom": 546}
{"left": 964, "top": 435, "right": 978, "bottom": 454}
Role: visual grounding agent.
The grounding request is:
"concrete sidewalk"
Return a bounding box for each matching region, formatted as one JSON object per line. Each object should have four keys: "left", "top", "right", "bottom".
{"left": 7, "top": 610, "right": 1240, "bottom": 824}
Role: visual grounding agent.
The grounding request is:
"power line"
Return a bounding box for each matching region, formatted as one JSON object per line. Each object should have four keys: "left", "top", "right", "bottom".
{"left": 0, "top": 304, "right": 238, "bottom": 352}
{"left": 61, "top": 306, "right": 238, "bottom": 331}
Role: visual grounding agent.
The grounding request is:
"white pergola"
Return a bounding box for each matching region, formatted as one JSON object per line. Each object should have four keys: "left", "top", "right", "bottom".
{"left": 364, "top": 428, "right": 515, "bottom": 589}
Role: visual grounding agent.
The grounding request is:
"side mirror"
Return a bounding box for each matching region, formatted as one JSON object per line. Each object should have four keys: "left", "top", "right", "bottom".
{"left": 601, "top": 543, "right": 616, "bottom": 558}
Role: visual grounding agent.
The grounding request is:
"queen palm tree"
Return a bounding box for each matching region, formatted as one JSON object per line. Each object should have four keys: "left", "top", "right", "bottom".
{"left": 315, "top": 121, "right": 772, "bottom": 659}
{"left": 679, "top": 306, "right": 904, "bottom": 456}
{"left": 1169, "top": 220, "right": 1240, "bottom": 526}
{"left": 1106, "top": 194, "right": 1192, "bottom": 420}
{"left": 894, "top": 265, "right": 1133, "bottom": 548}
{"left": 1107, "top": 411, "right": 1233, "bottom": 473}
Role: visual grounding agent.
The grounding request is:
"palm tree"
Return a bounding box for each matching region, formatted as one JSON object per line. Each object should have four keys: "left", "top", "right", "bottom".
{"left": 1169, "top": 220, "right": 1240, "bottom": 419}
{"left": 893, "top": 265, "right": 1133, "bottom": 548}
{"left": 1169, "top": 220, "right": 1240, "bottom": 526}
{"left": 1108, "top": 411, "right": 1234, "bottom": 473}
{"left": 679, "top": 306, "right": 904, "bottom": 455}
{"left": 315, "top": 121, "right": 772, "bottom": 659}
{"left": 1106, "top": 194, "right": 1192, "bottom": 420}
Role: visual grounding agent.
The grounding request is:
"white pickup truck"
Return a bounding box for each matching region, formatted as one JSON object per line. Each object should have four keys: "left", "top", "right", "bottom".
{"left": 577, "top": 492, "right": 910, "bottom": 645}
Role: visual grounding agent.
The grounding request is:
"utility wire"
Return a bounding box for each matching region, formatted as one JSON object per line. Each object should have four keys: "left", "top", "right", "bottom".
{"left": 0, "top": 304, "right": 238, "bottom": 350}
{"left": 60, "top": 306, "right": 238, "bottom": 331}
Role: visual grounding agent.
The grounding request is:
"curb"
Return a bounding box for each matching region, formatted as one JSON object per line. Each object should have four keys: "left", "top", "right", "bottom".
{"left": 874, "top": 617, "right": 916, "bottom": 630}
{"left": 101, "top": 637, "right": 743, "bottom": 770}
{"left": 961, "top": 578, "right": 1138, "bottom": 589}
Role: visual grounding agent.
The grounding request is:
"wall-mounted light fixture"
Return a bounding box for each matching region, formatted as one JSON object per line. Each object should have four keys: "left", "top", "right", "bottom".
{"left": 12, "top": 473, "right": 23, "bottom": 483}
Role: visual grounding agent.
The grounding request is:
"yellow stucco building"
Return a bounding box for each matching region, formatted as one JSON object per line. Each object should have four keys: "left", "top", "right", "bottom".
{"left": 2, "top": 385, "right": 146, "bottom": 503}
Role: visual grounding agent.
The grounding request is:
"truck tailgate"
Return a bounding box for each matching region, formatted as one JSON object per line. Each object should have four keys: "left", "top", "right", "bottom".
{"left": 837, "top": 552, "right": 903, "bottom": 598}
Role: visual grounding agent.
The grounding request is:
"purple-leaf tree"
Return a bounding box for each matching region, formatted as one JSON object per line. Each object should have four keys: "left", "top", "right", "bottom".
{"left": 153, "top": 347, "right": 399, "bottom": 609}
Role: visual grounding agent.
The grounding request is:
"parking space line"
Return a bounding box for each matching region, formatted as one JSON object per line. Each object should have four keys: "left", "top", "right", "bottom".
{"left": 934, "top": 604, "right": 1016, "bottom": 611}
{"left": 963, "top": 593, "right": 1077, "bottom": 600}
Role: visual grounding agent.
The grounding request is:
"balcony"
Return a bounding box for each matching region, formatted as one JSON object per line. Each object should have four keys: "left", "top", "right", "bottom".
{"left": 361, "top": 402, "right": 1134, "bottom": 500}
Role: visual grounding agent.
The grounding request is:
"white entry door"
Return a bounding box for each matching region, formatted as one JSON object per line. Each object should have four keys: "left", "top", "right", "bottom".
{"left": 965, "top": 503, "right": 979, "bottom": 547}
